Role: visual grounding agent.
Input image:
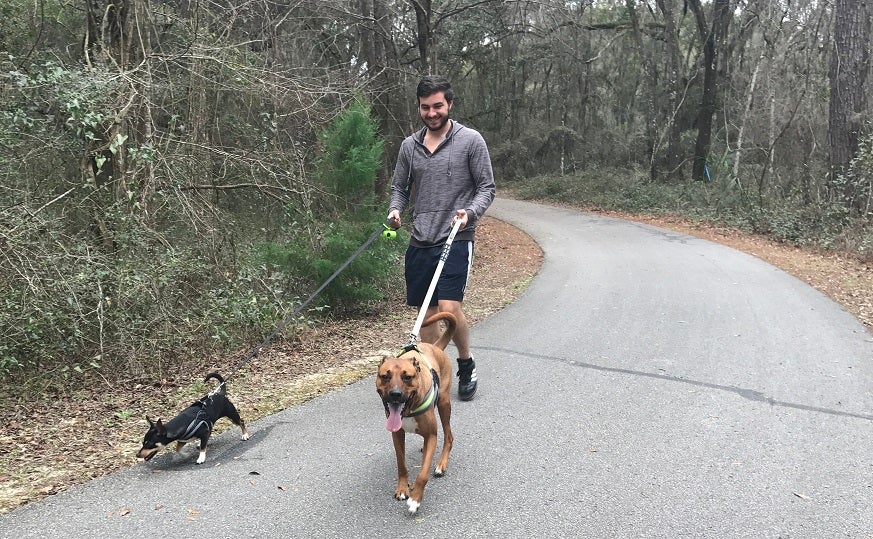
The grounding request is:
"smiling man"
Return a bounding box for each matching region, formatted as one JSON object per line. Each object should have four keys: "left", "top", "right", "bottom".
{"left": 387, "top": 75, "right": 496, "bottom": 401}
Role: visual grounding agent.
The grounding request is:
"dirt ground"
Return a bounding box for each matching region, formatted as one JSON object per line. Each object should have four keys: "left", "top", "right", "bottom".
{"left": 1, "top": 209, "right": 871, "bottom": 514}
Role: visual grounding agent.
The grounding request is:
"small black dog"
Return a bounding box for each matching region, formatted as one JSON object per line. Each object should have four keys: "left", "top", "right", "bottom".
{"left": 137, "top": 372, "right": 250, "bottom": 465}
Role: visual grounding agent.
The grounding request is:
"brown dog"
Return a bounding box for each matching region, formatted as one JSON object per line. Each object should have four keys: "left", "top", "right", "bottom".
{"left": 376, "top": 311, "right": 457, "bottom": 514}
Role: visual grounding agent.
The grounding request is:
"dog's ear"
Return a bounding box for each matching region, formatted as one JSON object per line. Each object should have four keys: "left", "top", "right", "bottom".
{"left": 146, "top": 415, "right": 155, "bottom": 427}
{"left": 155, "top": 418, "right": 167, "bottom": 435}
{"left": 411, "top": 357, "right": 421, "bottom": 372}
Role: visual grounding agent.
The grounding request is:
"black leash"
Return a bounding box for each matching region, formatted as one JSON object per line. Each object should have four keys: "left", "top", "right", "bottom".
{"left": 211, "top": 218, "right": 398, "bottom": 394}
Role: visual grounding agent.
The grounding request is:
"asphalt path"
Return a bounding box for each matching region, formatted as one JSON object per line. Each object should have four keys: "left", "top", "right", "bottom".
{"left": 2, "top": 198, "right": 872, "bottom": 538}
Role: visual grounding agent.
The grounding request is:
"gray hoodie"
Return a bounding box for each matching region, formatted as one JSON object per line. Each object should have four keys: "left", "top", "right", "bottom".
{"left": 389, "top": 120, "right": 496, "bottom": 247}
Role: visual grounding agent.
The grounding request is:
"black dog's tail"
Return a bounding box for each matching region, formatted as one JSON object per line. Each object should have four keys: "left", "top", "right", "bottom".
{"left": 204, "top": 372, "right": 226, "bottom": 394}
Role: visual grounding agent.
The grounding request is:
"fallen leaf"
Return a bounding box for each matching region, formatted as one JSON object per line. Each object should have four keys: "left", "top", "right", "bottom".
{"left": 278, "top": 485, "right": 287, "bottom": 491}
{"left": 120, "top": 508, "right": 131, "bottom": 516}
{"left": 793, "top": 492, "right": 810, "bottom": 500}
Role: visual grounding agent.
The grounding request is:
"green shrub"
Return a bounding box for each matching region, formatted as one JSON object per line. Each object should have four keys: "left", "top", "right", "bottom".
{"left": 255, "top": 216, "right": 404, "bottom": 313}
{"left": 318, "top": 99, "right": 384, "bottom": 217}
{"left": 255, "top": 98, "right": 403, "bottom": 314}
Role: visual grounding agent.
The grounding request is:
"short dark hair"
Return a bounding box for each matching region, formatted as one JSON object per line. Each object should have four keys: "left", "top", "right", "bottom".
{"left": 416, "top": 75, "right": 454, "bottom": 103}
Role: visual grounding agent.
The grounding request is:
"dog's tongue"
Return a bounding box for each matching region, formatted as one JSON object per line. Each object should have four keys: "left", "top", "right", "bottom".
{"left": 386, "top": 403, "right": 404, "bottom": 432}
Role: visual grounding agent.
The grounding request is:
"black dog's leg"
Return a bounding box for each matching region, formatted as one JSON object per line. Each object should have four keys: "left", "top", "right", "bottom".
{"left": 195, "top": 433, "right": 210, "bottom": 464}
{"left": 224, "top": 401, "right": 250, "bottom": 440}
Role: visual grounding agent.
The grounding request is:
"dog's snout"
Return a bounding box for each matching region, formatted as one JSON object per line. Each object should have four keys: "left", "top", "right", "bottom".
{"left": 388, "top": 387, "right": 404, "bottom": 401}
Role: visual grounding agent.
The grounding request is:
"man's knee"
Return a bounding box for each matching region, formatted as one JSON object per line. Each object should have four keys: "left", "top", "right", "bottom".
{"left": 438, "top": 299, "right": 462, "bottom": 312}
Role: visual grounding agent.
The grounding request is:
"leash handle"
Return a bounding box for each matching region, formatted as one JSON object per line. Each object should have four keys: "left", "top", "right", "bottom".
{"left": 408, "top": 218, "right": 463, "bottom": 344}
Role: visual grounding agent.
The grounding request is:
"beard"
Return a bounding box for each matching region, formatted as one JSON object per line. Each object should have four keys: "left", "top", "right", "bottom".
{"left": 423, "top": 114, "right": 450, "bottom": 132}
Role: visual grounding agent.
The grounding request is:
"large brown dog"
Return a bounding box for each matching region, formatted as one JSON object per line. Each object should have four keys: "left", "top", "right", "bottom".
{"left": 376, "top": 311, "right": 457, "bottom": 514}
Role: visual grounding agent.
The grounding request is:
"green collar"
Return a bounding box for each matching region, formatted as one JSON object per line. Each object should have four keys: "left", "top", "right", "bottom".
{"left": 397, "top": 344, "right": 439, "bottom": 417}
{"left": 406, "top": 369, "right": 438, "bottom": 417}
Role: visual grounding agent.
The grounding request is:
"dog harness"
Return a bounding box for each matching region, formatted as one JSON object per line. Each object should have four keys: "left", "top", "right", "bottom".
{"left": 398, "top": 344, "right": 441, "bottom": 418}
{"left": 177, "top": 399, "right": 215, "bottom": 440}
{"left": 406, "top": 368, "right": 439, "bottom": 417}
{"left": 179, "top": 416, "right": 213, "bottom": 440}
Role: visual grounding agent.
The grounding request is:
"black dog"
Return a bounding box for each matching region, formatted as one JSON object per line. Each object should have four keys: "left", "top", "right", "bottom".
{"left": 137, "top": 372, "right": 250, "bottom": 465}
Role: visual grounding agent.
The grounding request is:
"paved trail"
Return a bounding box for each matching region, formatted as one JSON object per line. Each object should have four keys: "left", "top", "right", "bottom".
{"left": 2, "top": 198, "right": 871, "bottom": 538}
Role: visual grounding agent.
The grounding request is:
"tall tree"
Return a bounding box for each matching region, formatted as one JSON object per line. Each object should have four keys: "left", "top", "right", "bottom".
{"left": 653, "top": 0, "right": 686, "bottom": 181}
{"left": 412, "top": 0, "right": 434, "bottom": 72}
{"left": 687, "top": 0, "right": 732, "bottom": 182}
{"left": 828, "top": 0, "right": 871, "bottom": 199}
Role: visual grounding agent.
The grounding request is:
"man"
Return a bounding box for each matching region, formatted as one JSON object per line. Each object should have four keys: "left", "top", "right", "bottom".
{"left": 387, "top": 75, "right": 496, "bottom": 401}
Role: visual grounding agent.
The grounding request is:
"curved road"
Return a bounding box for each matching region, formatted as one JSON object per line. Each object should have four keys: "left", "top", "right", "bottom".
{"left": 2, "top": 198, "right": 871, "bottom": 538}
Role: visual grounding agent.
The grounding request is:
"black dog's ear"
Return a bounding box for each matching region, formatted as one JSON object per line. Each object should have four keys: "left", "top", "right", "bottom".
{"left": 155, "top": 418, "right": 167, "bottom": 435}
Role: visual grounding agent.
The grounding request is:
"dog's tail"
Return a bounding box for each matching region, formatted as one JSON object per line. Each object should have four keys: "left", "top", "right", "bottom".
{"left": 422, "top": 311, "right": 458, "bottom": 351}
{"left": 204, "top": 372, "right": 226, "bottom": 394}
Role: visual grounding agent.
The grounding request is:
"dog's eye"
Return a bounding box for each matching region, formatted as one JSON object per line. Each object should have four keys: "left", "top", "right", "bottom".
{"left": 380, "top": 373, "right": 391, "bottom": 381}
{"left": 401, "top": 374, "right": 413, "bottom": 382}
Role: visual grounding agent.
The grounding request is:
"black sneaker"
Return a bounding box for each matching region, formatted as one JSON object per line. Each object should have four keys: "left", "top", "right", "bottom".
{"left": 456, "top": 357, "right": 478, "bottom": 401}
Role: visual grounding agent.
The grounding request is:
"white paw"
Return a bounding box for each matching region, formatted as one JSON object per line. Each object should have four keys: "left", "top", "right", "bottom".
{"left": 241, "top": 432, "right": 250, "bottom": 441}
{"left": 406, "top": 499, "right": 420, "bottom": 514}
{"left": 196, "top": 453, "right": 206, "bottom": 464}
{"left": 434, "top": 467, "right": 445, "bottom": 477}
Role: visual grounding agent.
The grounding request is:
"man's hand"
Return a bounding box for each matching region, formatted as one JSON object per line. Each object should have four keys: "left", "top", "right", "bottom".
{"left": 387, "top": 210, "right": 402, "bottom": 228}
{"left": 452, "top": 209, "right": 469, "bottom": 230}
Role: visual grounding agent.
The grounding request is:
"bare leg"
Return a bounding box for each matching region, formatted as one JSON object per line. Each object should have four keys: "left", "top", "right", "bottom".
{"left": 437, "top": 300, "right": 470, "bottom": 358}
{"left": 419, "top": 301, "right": 470, "bottom": 358}
{"left": 418, "top": 305, "right": 441, "bottom": 343}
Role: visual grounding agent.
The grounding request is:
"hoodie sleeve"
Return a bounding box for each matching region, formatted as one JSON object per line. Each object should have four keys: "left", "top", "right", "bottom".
{"left": 464, "top": 131, "right": 496, "bottom": 223}
{"left": 388, "top": 138, "right": 414, "bottom": 216}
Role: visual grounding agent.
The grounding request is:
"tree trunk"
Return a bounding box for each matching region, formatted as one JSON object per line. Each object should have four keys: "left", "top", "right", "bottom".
{"left": 411, "top": 0, "right": 432, "bottom": 73}
{"left": 654, "top": 0, "right": 685, "bottom": 181}
{"left": 732, "top": 54, "right": 764, "bottom": 184}
{"left": 84, "top": 0, "right": 132, "bottom": 67}
{"left": 828, "top": 0, "right": 871, "bottom": 201}
{"left": 687, "top": 0, "right": 731, "bottom": 182}
{"left": 625, "top": 0, "right": 660, "bottom": 182}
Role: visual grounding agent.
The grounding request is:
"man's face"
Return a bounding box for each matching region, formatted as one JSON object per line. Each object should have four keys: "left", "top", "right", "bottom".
{"left": 418, "top": 91, "right": 452, "bottom": 132}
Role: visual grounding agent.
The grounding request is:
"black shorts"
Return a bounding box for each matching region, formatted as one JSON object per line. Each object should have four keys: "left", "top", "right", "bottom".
{"left": 405, "top": 240, "right": 474, "bottom": 307}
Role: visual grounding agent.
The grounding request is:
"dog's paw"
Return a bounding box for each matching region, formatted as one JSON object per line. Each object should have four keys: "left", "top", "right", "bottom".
{"left": 434, "top": 467, "right": 445, "bottom": 477}
{"left": 406, "top": 498, "right": 420, "bottom": 514}
{"left": 241, "top": 432, "right": 250, "bottom": 441}
{"left": 196, "top": 453, "right": 206, "bottom": 464}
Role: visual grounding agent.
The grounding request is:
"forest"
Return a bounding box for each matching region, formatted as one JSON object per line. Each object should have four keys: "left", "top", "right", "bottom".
{"left": 1, "top": 0, "right": 871, "bottom": 379}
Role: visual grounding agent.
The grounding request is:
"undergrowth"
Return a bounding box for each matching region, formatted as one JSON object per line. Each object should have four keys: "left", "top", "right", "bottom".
{"left": 504, "top": 165, "right": 873, "bottom": 260}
